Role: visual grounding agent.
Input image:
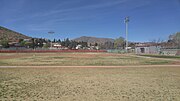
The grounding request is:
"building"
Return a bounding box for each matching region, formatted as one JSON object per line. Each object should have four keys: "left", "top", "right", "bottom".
{"left": 76, "top": 45, "right": 82, "bottom": 50}
{"left": 50, "top": 43, "right": 68, "bottom": 50}
{"left": 135, "top": 43, "right": 161, "bottom": 54}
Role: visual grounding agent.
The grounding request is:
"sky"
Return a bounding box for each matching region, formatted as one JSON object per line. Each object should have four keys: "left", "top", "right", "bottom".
{"left": 0, "top": 0, "right": 180, "bottom": 42}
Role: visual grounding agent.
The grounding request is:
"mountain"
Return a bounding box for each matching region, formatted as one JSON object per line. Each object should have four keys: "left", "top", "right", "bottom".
{"left": 73, "top": 36, "right": 114, "bottom": 44}
{"left": 0, "top": 26, "right": 31, "bottom": 42}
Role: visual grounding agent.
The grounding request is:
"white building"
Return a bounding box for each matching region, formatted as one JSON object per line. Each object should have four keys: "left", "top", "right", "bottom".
{"left": 135, "top": 45, "right": 161, "bottom": 54}
{"left": 76, "top": 45, "right": 82, "bottom": 49}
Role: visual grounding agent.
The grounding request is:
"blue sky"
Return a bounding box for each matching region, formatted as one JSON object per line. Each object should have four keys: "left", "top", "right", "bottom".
{"left": 0, "top": 0, "right": 180, "bottom": 42}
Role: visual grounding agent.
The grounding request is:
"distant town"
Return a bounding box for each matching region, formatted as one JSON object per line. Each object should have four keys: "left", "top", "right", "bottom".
{"left": 0, "top": 26, "right": 180, "bottom": 56}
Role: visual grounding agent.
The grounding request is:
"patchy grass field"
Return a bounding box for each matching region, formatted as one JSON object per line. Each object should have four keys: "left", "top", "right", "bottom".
{"left": 0, "top": 53, "right": 180, "bottom": 100}
{"left": 140, "top": 54, "right": 180, "bottom": 59}
{"left": 0, "top": 67, "right": 180, "bottom": 101}
{"left": 0, "top": 53, "right": 177, "bottom": 66}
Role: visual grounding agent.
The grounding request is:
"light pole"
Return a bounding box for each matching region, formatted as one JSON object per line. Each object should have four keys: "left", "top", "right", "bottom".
{"left": 125, "top": 17, "right": 129, "bottom": 52}
{"left": 48, "top": 31, "right": 55, "bottom": 49}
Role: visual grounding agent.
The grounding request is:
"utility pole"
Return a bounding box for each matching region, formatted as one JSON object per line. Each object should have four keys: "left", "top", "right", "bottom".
{"left": 125, "top": 17, "right": 129, "bottom": 52}
{"left": 48, "top": 31, "right": 55, "bottom": 49}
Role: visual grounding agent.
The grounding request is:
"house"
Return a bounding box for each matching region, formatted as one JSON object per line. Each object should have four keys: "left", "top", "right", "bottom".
{"left": 76, "top": 45, "right": 82, "bottom": 49}
{"left": 135, "top": 46, "right": 149, "bottom": 54}
{"left": 24, "top": 39, "right": 31, "bottom": 42}
{"left": 135, "top": 43, "right": 161, "bottom": 54}
{"left": 50, "top": 43, "right": 68, "bottom": 50}
{"left": 89, "top": 46, "right": 100, "bottom": 50}
{"left": 53, "top": 43, "right": 61, "bottom": 47}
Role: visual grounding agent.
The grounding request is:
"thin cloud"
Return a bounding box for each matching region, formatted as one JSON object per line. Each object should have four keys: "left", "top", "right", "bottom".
{"left": 44, "top": 1, "right": 125, "bottom": 16}
{"left": 17, "top": 0, "right": 128, "bottom": 19}
{"left": 7, "top": 0, "right": 152, "bottom": 32}
{"left": 9, "top": 0, "right": 128, "bottom": 24}
{"left": 29, "top": 0, "right": 150, "bottom": 19}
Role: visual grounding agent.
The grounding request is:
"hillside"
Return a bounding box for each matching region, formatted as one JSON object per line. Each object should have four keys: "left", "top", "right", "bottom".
{"left": 73, "top": 36, "right": 114, "bottom": 44}
{"left": 0, "top": 26, "right": 31, "bottom": 42}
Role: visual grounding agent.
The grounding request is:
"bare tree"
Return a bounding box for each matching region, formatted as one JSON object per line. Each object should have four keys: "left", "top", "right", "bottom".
{"left": 114, "top": 37, "right": 125, "bottom": 49}
{"left": 168, "top": 32, "right": 180, "bottom": 48}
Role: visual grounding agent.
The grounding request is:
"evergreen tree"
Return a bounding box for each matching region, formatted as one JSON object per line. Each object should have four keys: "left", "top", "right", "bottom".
{"left": 0, "top": 39, "right": 9, "bottom": 48}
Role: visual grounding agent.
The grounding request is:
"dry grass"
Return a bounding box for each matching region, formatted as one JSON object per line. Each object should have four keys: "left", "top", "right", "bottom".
{"left": 0, "top": 53, "right": 179, "bottom": 100}
{"left": 0, "top": 53, "right": 172, "bottom": 66}
{"left": 0, "top": 67, "right": 180, "bottom": 101}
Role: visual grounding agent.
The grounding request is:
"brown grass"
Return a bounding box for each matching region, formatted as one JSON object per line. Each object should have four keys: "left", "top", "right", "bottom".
{"left": 0, "top": 53, "right": 173, "bottom": 66}
{"left": 0, "top": 67, "right": 180, "bottom": 100}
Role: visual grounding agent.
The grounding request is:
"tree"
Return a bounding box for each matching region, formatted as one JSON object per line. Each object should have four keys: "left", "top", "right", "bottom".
{"left": 129, "top": 43, "right": 135, "bottom": 49}
{"left": 20, "top": 40, "right": 26, "bottom": 46}
{"left": 100, "top": 42, "right": 114, "bottom": 49}
{"left": 53, "top": 39, "right": 56, "bottom": 43}
{"left": 79, "top": 41, "right": 88, "bottom": 47}
{"left": 68, "top": 41, "right": 78, "bottom": 49}
{"left": 64, "top": 38, "right": 70, "bottom": 47}
{"left": 168, "top": 32, "right": 180, "bottom": 48}
{"left": 43, "top": 43, "right": 50, "bottom": 49}
{"left": 19, "top": 39, "right": 24, "bottom": 43}
{"left": 95, "top": 43, "right": 98, "bottom": 46}
{"left": 57, "top": 39, "right": 61, "bottom": 43}
{"left": 32, "top": 38, "right": 35, "bottom": 49}
{"left": 151, "top": 38, "right": 164, "bottom": 44}
{"left": 114, "top": 37, "right": 125, "bottom": 49}
{"left": 0, "top": 39, "right": 9, "bottom": 48}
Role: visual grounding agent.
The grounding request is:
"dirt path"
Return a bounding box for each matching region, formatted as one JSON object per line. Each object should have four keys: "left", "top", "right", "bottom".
{"left": 0, "top": 65, "right": 179, "bottom": 68}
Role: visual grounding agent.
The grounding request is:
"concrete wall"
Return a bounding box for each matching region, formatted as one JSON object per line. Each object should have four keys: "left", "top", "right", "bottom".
{"left": 135, "top": 47, "right": 149, "bottom": 54}
{"left": 149, "top": 46, "right": 161, "bottom": 54}
{"left": 135, "top": 46, "right": 161, "bottom": 54}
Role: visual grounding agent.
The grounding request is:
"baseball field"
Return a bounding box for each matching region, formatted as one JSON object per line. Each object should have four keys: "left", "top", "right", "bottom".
{"left": 0, "top": 52, "right": 180, "bottom": 101}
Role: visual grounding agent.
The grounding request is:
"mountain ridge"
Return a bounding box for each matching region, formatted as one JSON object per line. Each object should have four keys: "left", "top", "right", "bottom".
{"left": 73, "top": 36, "right": 114, "bottom": 44}
{"left": 0, "top": 26, "right": 31, "bottom": 42}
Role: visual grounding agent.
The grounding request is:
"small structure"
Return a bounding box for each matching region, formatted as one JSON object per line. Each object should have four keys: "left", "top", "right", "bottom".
{"left": 53, "top": 43, "right": 61, "bottom": 47}
{"left": 76, "top": 45, "right": 82, "bottom": 50}
{"left": 50, "top": 43, "right": 68, "bottom": 50}
{"left": 89, "top": 46, "right": 100, "bottom": 50}
{"left": 24, "top": 39, "right": 31, "bottom": 42}
{"left": 135, "top": 43, "right": 161, "bottom": 54}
